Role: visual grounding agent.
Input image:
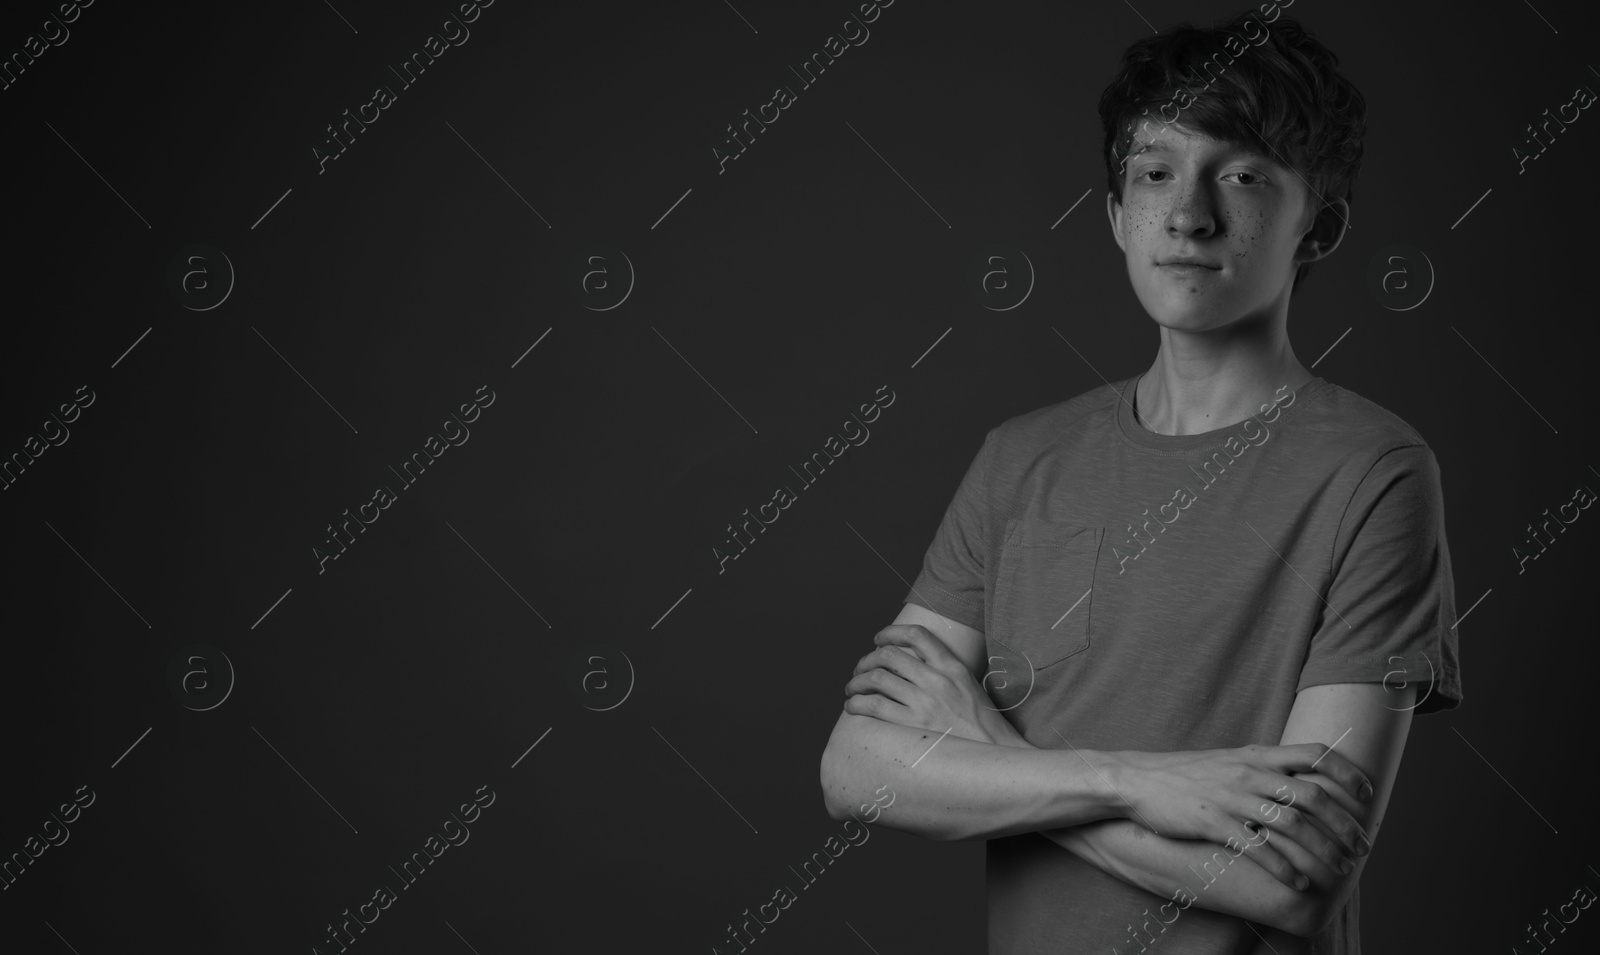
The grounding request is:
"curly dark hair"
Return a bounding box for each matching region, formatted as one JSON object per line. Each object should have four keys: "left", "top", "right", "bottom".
{"left": 1097, "top": 8, "right": 1366, "bottom": 291}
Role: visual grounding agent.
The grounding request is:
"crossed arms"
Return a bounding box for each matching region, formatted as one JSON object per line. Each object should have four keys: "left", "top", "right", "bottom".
{"left": 817, "top": 602, "right": 1415, "bottom": 938}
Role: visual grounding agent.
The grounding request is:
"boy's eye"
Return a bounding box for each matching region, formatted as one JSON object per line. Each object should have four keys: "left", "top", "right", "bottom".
{"left": 1135, "top": 170, "right": 1267, "bottom": 185}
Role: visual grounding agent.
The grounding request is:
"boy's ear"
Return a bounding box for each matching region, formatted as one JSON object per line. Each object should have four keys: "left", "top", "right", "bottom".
{"left": 1296, "top": 196, "right": 1350, "bottom": 266}
{"left": 1106, "top": 191, "right": 1128, "bottom": 254}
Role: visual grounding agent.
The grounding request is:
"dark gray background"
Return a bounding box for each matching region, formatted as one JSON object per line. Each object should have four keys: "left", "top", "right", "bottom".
{"left": 2, "top": 0, "right": 1594, "bottom": 951}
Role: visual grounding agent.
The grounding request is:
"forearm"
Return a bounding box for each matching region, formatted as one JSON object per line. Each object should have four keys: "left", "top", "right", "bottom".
{"left": 819, "top": 712, "right": 1127, "bottom": 842}
{"left": 1042, "top": 819, "right": 1306, "bottom": 936}
{"left": 1003, "top": 729, "right": 1305, "bottom": 933}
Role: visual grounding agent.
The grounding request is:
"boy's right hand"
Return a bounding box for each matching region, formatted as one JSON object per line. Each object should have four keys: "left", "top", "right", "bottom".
{"left": 1112, "top": 743, "right": 1374, "bottom": 892}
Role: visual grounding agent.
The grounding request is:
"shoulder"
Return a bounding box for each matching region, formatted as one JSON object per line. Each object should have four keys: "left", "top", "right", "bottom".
{"left": 981, "top": 378, "right": 1129, "bottom": 455}
{"left": 1287, "top": 379, "right": 1439, "bottom": 477}
{"left": 1293, "top": 379, "right": 1427, "bottom": 444}
{"left": 1282, "top": 383, "right": 1452, "bottom": 541}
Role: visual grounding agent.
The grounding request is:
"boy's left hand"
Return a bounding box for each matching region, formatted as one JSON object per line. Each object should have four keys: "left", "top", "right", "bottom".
{"left": 843, "top": 624, "right": 1033, "bottom": 749}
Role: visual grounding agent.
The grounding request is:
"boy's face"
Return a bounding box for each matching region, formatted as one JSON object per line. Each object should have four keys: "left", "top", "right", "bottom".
{"left": 1107, "top": 120, "right": 1342, "bottom": 332}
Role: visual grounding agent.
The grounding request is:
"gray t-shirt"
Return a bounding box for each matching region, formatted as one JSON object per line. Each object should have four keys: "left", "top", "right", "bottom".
{"left": 902, "top": 374, "right": 1463, "bottom": 954}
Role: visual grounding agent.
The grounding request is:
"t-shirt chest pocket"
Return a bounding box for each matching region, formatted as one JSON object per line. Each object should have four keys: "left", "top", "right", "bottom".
{"left": 990, "top": 520, "right": 1101, "bottom": 670}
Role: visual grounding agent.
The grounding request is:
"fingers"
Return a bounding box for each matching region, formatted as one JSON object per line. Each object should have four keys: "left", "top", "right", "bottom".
{"left": 1261, "top": 744, "right": 1374, "bottom": 856}
{"left": 1276, "top": 777, "right": 1371, "bottom": 862}
{"left": 1284, "top": 769, "right": 1362, "bottom": 819}
{"left": 844, "top": 667, "right": 920, "bottom": 707}
{"left": 1232, "top": 821, "right": 1311, "bottom": 891}
{"left": 842, "top": 690, "right": 915, "bottom": 725}
{"left": 1252, "top": 796, "right": 1353, "bottom": 881}
{"left": 1239, "top": 820, "right": 1344, "bottom": 892}
{"left": 1232, "top": 755, "right": 1362, "bottom": 879}
{"left": 1292, "top": 743, "right": 1374, "bottom": 811}
{"left": 853, "top": 645, "right": 938, "bottom": 684}
{"left": 851, "top": 643, "right": 947, "bottom": 697}
{"left": 874, "top": 624, "right": 960, "bottom": 672}
{"left": 1277, "top": 743, "right": 1374, "bottom": 806}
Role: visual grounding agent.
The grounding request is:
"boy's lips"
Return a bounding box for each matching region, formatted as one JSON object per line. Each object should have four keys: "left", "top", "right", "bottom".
{"left": 1156, "top": 255, "right": 1221, "bottom": 269}
{"left": 1157, "top": 262, "right": 1222, "bottom": 277}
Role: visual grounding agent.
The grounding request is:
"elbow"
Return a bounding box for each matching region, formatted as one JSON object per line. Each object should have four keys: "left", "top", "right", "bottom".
{"left": 818, "top": 742, "right": 856, "bottom": 822}
{"left": 819, "top": 761, "right": 844, "bottom": 821}
{"left": 818, "top": 714, "right": 887, "bottom": 825}
{"left": 929, "top": 821, "right": 973, "bottom": 843}
{"left": 820, "top": 716, "right": 956, "bottom": 841}
{"left": 1278, "top": 891, "right": 1337, "bottom": 939}
{"left": 1277, "top": 898, "right": 1316, "bottom": 938}
{"left": 822, "top": 789, "right": 853, "bottom": 823}
{"left": 821, "top": 741, "right": 954, "bottom": 841}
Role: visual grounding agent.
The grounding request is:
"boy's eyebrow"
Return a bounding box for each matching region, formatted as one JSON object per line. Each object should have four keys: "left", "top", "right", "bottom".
{"left": 1125, "top": 138, "right": 1277, "bottom": 163}
{"left": 1125, "top": 141, "right": 1171, "bottom": 159}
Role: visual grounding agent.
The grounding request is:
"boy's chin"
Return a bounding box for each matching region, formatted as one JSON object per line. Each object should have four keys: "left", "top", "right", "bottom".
{"left": 1144, "top": 305, "right": 1236, "bottom": 333}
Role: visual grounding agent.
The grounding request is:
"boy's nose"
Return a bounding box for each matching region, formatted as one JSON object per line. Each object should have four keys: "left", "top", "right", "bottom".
{"left": 1167, "top": 191, "right": 1217, "bottom": 236}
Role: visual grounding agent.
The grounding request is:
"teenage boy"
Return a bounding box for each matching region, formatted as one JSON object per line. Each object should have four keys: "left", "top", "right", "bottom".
{"left": 818, "top": 8, "right": 1461, "bottom": 953}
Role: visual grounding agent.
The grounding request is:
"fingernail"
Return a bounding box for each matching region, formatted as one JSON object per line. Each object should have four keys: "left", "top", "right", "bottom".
{"left": 1339, "top": 857, "right": 1353, "bottom": 874}
{"left": 1356, "top": 833, "right": 1372, "bottom": 855}
{"left": 1358, "top": 780, "right": 1373, "bottom": 801}
{"left": 1294, "top": 874, "right": 1309, "bottom": 890}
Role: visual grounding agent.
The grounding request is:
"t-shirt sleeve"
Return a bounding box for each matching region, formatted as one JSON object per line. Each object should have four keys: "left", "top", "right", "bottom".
{"left": 900, "top": 429, "right": 995, "bottom": 632}
{"left": 1296, "top": 443, "right": 1464, "bottom": 714}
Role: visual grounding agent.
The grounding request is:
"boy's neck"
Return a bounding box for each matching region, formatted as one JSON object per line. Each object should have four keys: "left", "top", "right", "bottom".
{"left": 1132, "top": 345, "right": 1315, "bottom": 437}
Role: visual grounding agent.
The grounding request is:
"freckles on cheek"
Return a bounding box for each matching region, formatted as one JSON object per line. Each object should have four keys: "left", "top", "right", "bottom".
{"left": 1223, "top": 208, "right": 1271, "bottom": 263}
{"left": 1127, "top": 200, "right": 1166, "bottom": 244}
